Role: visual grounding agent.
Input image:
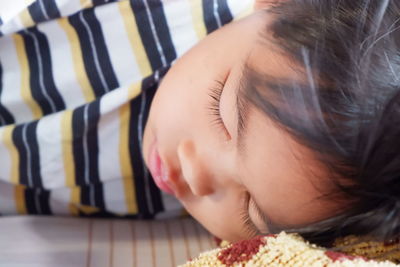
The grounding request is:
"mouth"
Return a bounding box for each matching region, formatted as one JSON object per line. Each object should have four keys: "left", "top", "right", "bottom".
{"left": 147, "top": 139, "right": 175, "bottom": 195}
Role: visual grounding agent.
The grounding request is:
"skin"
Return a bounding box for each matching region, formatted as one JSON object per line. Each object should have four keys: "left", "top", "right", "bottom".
{"left": 142, "top": 9, "right": 342, "bottom": 242}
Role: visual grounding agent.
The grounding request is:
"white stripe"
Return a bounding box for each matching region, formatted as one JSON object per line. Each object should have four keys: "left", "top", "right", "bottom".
{"left": 36, "top": 112, "right": 66, "bottom": 189}
{"left": 162, "top": 0, "right": 199, "bottom": 58}
{"left": 0, "top": 36, "right": 34, "bottom": 123}
{"left": 25, "top": 30, "right": 57, "bottom": 112}
{"left": 0, "top": 181, "right": 17, "bottom": 214}
{"left": 0, "top": 128, "right": 12, "bottom": 183}
{"left": 0, "top": 0, "right": 32, "bottom": 25}
{"left": 97, "top": 87, "right": 125, "bottom": 183}
{"left": 54, "top": 0, "right": 83, "bottom": 17}
{"left": 0, "top": 5, "right": 32, "bottom": 35}
{"left": 213, "top": 0, "right": 222, "bottom": 28}
{"left": 37, "top": 20, "right": 87, "bottom": 109}
{"left": 94, "top": 2, "right": 142, "bottom": 85}
{"left": 22, "top": 124, "right": 33, "bottom": 187}
{"left": 103, "top": 180, "right": 128, "bottom": 214}
{"left": 49, "top": 187, "right": 72, "bottom": 215}
{"left": 143, "top": 0, "right": 167, "bottom": 67}
{"left": 79, "top": 12, "right": 109, "bottom": 92}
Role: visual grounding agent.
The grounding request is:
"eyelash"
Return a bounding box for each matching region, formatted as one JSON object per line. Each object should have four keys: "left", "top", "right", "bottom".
{"left": 240, "top": 192, "right": 260, "bottom": 237}
{"left": 207, "top": 80, "right": 231, "bottom": 139}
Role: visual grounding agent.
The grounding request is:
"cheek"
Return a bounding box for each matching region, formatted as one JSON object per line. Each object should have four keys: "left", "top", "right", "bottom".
{"left": 179, "top": 193, "right": 248, "bottom": 242}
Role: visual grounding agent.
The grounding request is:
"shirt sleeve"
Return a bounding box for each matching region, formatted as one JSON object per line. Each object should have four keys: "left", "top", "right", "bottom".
{"left": 0, "top": 0, "right": 253, "bottom": 218}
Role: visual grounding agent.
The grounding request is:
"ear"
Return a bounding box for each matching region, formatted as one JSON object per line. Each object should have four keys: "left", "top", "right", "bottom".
{"left": 254, "top": 0, "right": 281, "bottom": 10}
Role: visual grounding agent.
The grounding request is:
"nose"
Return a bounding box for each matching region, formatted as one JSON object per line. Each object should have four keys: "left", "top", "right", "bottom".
{"left": 177, "top": 139, "right": 215, "bottom": 196}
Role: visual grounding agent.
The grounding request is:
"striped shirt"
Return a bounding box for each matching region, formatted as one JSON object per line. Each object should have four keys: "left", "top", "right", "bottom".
{"left": 0, "top": 0, "right": 253, "bottom": 218}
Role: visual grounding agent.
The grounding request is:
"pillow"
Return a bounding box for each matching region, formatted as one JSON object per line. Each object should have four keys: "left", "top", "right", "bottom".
{"left": 181, "top": 232, "right": 400, "bottom": 266}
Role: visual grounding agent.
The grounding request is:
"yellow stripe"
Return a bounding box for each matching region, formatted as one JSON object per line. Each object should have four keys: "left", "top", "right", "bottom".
{"left": 189, "top": 0, "right": 207, "bottom": 40}
{"left": 2, "top": 125, "right": 19, "bottom": 184}
{"left": 118, "top": 1, "right": 152, "bottom": 77}
{"left": 13, "top": 34, "right": 43, "bottom": 119}
{"left": 69, "top": 186, "right": 100, "bottom": 215}
{"left": 61, "top": 110, "right": 75, "bottom": 188}
{"left": 69, "top": 186, "right": 80, "bottom": 216}
{"left": 61, "top": 110, "right": 79, "bottom": 216}
{"left": 119, "top": 83, "right": 142, "bottom": 215}
{"left": 78, "top": 205, "right": 99, "bottom": 214}
{"left": 58, "top": 18, "right": 95, "bottom": 102}
{"left": 19, "top": 9, "right": 35, "bottom": 29}
{"left": 80, "top": 0, "right": 93, "bottom": 9}
{"left": 14, "top": 185, "right": 27, "bottom": 214}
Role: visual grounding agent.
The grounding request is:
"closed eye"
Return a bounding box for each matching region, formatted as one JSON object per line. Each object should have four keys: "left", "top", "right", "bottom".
{"left": 207, "top": 79, "right": 232, "bottom": 140}
{"left": 240, "top": 191, "right": 261, "bottom": 237}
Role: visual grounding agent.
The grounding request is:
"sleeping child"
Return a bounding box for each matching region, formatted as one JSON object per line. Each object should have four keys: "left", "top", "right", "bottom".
{"left": 0, "top": 0, "right": 399, "bottom": 247}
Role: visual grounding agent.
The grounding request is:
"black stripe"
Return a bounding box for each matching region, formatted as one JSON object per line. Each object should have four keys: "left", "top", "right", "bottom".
{"left": 0, "top": 61, "right": 15, "bottom": 126}
{"left": 129, "top": 82, "right": 152, "bottom": 217}
{"left": 72, "top": 105, "right": 86, "bottom": 187}
{"left": 72, "top": 101, "right": 104, "bottom": 210}
{"left": 147, "top": 0, "right": 177, "bottom": 64}
{"left": 0, "top": 16, "right": 3, "bottom": 26}
{"left": 217, "top": 0, "right": 233, "bottom": 25}
{"left": 72, "top": 101, "right": 101, "bottom": 187}
{"left": 92, "top": 0, "right": 120, "bottom": 6}
{"left": 37, "top": 188, "right": 52, "bottom": 215}
{"left": 80, "top": 184, "right": 91, "bottom": 206}
{"left": 30, "top": 28, "right": 65, "bottom": 112}
{"left": 13, "top": 122, "right": 43, "bottom": 188}
{"left": 80, "top": 184, "right": 105, "bottom": 210}
{"left": 20, "top": 31, "right": 49, "bottom": 115}
{"left": 20, "top": 29, "right": 66, "bottom": 115}
{"left": 86, "top": 101, "right": 101, "bottom": 185}
{"left": 12, "top": 126, "right": 26, "bottom": 185}
{"left": 28, "top": 0, "right": 61, "bottom": 23}
{"left": 24, "top": 188, "right": 51, "bottom": 214}
{"left": 28, "top": 0, "right": 47, "bottom": 23}
{"left": 42, "top": 0, "right": 61, "bottom": 20}
{"left": 131, "top": 0, "right": 163, "bottom": 71}
{"left": 68, "top": 9, "right": 118, "bottom": 98}
{"left": 83, "top": 9, "right": 119, "bottom": 90}
{"left": 26, "top": 121, "right": 42, "bottom": 187}
{"left": 202, "top": 0, "right": 219, "bottom": 34}
{"left": 24, "top": 188, "right": 38, "bottom": 214}
{"left": 129, "top": 74, "right": 163, "bottom": 218}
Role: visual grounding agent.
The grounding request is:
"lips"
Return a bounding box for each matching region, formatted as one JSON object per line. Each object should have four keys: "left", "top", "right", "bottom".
{"left": 147, "top": 139, "right": 175, "bottom": 195}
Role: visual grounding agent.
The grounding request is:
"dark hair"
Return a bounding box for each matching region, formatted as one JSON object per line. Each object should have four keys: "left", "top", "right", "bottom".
{"left": 244, "top": 0, "right": 400, "bottom": 245}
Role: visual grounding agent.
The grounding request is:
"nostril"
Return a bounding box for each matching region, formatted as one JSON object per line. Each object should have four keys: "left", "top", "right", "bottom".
{"left": 161, "top": 162, "right": 190, "bottom": 198}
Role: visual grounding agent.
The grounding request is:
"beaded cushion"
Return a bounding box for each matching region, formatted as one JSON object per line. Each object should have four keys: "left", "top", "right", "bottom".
{"left": 181, "top": 232, "right": 400, "bottom": 267}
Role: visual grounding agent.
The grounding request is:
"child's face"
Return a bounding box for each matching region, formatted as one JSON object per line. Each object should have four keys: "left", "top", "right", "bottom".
{"left": 142, "top": 11, "right": 341, "bottom": 242}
